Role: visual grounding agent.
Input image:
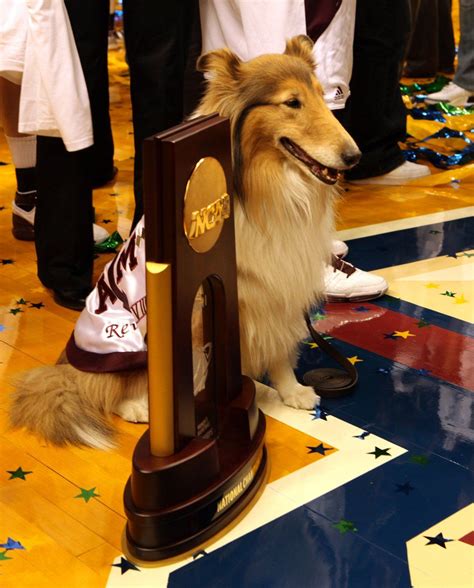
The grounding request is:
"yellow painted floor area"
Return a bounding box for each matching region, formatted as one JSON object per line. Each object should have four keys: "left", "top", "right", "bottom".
{"left": 377, "top": 250, "right": 474, "bottom": 322}
{"left": 1, "top": 37, "right": 474, "bottom": 588}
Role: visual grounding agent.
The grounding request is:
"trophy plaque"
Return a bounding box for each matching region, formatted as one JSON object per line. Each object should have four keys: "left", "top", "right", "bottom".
{"left": 123, "top": 115, "right": 268, "bottom": 561}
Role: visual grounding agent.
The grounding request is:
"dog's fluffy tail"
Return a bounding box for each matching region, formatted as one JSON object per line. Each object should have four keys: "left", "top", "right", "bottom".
{"left": 10, "top": 364, "right": 121, "bottom": 449}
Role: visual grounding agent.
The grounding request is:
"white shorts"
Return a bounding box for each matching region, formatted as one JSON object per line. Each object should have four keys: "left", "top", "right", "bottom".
{"left": 0, "top": 0, "right": 28, "bottom": 84}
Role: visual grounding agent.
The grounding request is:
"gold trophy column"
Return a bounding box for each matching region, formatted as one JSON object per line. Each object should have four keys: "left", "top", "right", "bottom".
{"left": 146, "top": 262, "right": 174, "bottom": 457}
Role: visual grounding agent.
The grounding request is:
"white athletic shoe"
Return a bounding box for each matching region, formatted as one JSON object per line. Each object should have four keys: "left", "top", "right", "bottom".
{"left": 93, "top": 223, "right": 110, "bottom": 244}
{"left": 425, "top": 82, "right": 473, "bottom": 107}
{"left": 332, "top": 239, "right": 348, "bottom": 259}
{"left": 11, "top": 201, "right": 110, "bottom": 245}
{"left": 12, "top": 200, "right": 35, "bottom": 224}
{"left": 348, "top": 161, "right": 431, "bottom": 186}
{"left": 324, "top": 257, "right": 388, "bottom": 302}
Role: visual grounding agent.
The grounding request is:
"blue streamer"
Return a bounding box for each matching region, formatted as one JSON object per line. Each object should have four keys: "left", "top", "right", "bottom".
{"left": 403, "top": 144, "right": 474, "bottom": 168}
{"left": 427, "top": 128, "right": 472, "bottom": 143}
{"left": 409, "top": 108, "right": 446, "bottom": 122}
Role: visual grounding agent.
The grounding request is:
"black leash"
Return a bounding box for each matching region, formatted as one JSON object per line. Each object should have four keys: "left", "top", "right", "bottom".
{"left": 303, "top": 311, "right": 358, "bottom": 398}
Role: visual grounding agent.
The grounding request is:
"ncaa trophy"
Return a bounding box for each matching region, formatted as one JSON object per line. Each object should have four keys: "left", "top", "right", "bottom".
{"left": 123, "top": 114, "right": 268, "bottom": 561}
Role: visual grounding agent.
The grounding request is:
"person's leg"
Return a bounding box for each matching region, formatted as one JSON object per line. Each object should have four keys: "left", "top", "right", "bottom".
{"left": 35, "top": 137, "right": 93, "bottom": 298}
{"left": 123, "top": 0, "right": 202, "bottom": 229}
{"left": 425, "top": 0, "right": 474, "bottom": 104}
{"left": 437, "top": 0, "right": 455, "bottom": 74}
{"left": 404, "top": 0, "right": 439, "bottom": 78}
{"left": 65, "top": 0, "right": 114, "bottom": 187}
{"left": 183, "top": 1, "right": 204, "bottom": 118}
{"left": 343, "top": 0, "right": 411, "bottom": 180}
{"left": 0, "top": 77, "right": 37, "bottom": 239}
{"left": 455, "top": 0, "right": 474, "bottom": 92}
{"left": 35, "top": 0, "right": 111, "bottom": 307}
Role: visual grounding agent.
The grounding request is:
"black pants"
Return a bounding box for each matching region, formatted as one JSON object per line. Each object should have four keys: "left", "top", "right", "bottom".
{"left": 35, "top": 0, "right": 113, "bottom": 291}
{"left": 340, "top": 0, "right": 411, "bottom": 180}
{"left": 405, "top": 0, "right": 455, "bottom": 77}
{"left": 123, "top": 0, "right": 203, "bottom": 229}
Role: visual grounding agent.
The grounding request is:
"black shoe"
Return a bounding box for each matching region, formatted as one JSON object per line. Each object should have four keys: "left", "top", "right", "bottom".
{"left": 53, "top": 288, "right": 90, "bottom": 311}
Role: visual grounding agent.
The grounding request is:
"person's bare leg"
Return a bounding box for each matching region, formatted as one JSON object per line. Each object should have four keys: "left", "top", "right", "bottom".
{"left": 0, "top": 77, "right": 23, "bottom": 136}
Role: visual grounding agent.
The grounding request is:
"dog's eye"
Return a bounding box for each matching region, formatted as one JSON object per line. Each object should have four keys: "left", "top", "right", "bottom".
{"left": 284, "top": 98, "right": 301, "bottom": 109}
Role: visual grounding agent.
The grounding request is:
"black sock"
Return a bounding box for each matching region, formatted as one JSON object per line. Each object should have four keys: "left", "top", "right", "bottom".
{"left": 15, "top": 167, "right": 37, "bottom": 194}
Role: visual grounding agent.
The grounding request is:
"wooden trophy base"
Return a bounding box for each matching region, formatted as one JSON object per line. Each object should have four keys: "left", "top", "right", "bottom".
{"left": 124, "top": 377, "right": 268, "bottom": 561}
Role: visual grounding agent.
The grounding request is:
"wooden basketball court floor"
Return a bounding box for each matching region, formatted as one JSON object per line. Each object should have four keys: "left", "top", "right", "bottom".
{"left": 0, "top": 44, "right": 473, "bottom": 588}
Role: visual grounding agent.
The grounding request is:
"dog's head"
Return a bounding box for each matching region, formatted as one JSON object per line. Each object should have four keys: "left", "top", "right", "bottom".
{"left": 197, "top": 36, "right": 360, "bottom": 202}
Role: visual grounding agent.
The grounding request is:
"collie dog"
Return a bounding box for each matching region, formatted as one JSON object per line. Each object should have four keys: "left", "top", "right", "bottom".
{"left": 10, "top": 36, "right": 360, "bottom": 448}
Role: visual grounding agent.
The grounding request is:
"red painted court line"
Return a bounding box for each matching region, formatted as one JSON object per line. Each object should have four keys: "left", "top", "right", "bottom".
{"left": 315, "top": 303, "right": 474, "bottom": 391}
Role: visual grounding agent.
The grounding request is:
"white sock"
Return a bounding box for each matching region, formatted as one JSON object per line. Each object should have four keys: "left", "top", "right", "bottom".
{"left": 5, "top": 135, "right": 37, "bottom": 169}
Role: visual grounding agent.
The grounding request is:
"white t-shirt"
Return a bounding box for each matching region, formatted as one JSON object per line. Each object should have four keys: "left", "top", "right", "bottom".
{"left": 0, "top": 0, "right": 28, "bottom": 84}
{"left": 0, "top": 0, "right": 93, "bottom": 151}
{"left": 199, "top": 0, "right": 356, "bottom": 110}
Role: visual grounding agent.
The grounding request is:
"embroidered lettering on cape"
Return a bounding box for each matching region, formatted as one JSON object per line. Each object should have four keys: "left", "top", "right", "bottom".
{"left": 95, "top": 233, "right": 139, "bottom": 315}
{"left": 105, "top": 322, "right": 139, "bottom": 339}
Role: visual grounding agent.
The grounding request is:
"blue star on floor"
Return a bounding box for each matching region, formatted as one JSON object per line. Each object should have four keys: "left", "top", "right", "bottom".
{"left": 0, "top": 538, "right": 25, "bottom": 551}
{"left": 395, "top": 482, "right": 415, "bottom": 495}
{"left": 112, "top": 557, "right": 141, "bottom": 574}
{"left": 353, "top": 306, "right": 370, "bottom": 312}
{"left": 310, "top": 407, "right": 329, "bottom": 421}
{"left": 306, "top": 443, "right": 332, "bottom": 455}
{"left": 424, "top": 532, "right": 453, "bottom": 548}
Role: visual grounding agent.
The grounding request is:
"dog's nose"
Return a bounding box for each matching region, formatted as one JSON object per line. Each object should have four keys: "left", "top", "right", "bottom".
{"left": 341, "top": 150, "right": 361, "bottom": 168}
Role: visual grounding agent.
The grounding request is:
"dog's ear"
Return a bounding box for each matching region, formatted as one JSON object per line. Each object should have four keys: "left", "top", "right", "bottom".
{"left": 284, "top": 35, "right": 315, "bottom": 69}
{"left": 197, "top": 48, "right": 241, "bottom": 81}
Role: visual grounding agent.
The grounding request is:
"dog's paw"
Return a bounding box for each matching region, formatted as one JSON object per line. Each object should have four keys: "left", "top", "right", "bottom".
{"left": 279, "top": 383, "right": 320, "bottom": 410}
{"left": 114, "top": 397, "right": 149, "bottom": 423}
